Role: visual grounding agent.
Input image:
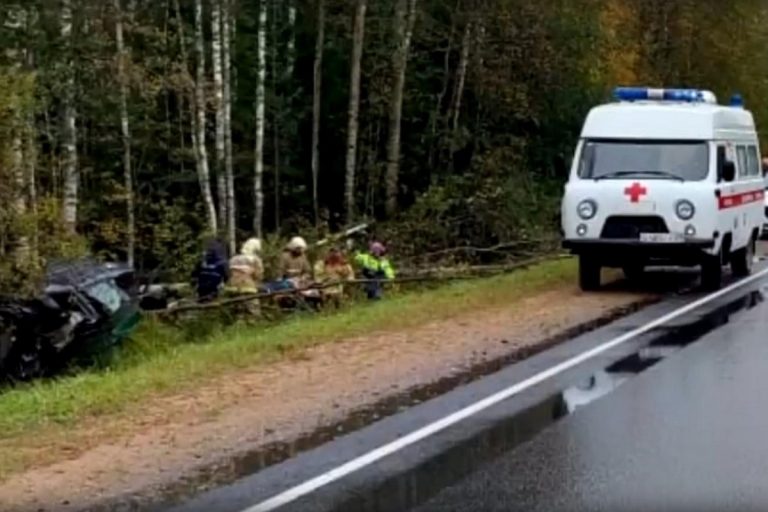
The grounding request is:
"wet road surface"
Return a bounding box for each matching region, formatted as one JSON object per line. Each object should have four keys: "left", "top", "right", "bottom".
{"left": 410, "top": 289, "right": 768, "bottom": 511}
{"left": 162, "top": 266, "right": 768, "bottom": 512}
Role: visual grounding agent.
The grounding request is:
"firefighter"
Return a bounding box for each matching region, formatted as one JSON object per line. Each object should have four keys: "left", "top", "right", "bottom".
{"left": 314, "top": 246, "right": 355, "bottom": 307}
{"left": 354, "top": 241, "right": 395, "bottom": 300}
{"left": 226, "top": 237, "right": 264, "bottom": 316}
{"left": 278, "top": 236, "right": 312, "bottom": 288}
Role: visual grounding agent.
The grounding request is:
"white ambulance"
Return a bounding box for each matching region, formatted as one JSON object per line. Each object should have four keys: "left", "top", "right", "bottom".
{"left": 561, "top": 87, "right": 765, "bottom": 291}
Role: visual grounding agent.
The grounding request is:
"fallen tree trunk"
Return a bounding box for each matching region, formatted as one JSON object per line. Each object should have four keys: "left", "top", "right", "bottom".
{"left": 150, "top": 253, "right": 570, "bottom": 315}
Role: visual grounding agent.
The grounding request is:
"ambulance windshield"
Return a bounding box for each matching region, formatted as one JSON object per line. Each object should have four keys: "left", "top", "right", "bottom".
{"left": 579, "top": 140, "right": 709, "bottom": 181}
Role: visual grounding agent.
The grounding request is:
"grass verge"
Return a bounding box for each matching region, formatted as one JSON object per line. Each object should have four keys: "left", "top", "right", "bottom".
{"left": 0, "top": 257, "right": 576, "bottom": 478}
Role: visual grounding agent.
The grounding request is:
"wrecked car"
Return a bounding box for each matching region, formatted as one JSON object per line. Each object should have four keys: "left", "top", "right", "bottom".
{"left": 0, "top": 260, "right": 141, "bottom": 382}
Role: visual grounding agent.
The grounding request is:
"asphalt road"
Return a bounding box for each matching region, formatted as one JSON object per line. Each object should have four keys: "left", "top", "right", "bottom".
{"left": 163, "top": 265, "right": 768, "bottom": 512}
{"left": 412, "top": 285, "right": 768, "bottom": 512}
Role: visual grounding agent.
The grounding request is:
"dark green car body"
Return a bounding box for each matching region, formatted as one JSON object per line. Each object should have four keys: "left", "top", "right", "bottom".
{"left": 0, "top": 260, "right": 141, "bottom": 381}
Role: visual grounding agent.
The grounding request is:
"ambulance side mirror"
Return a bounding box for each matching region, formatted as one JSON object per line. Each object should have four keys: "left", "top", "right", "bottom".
{"left": 721, "top": 160, "right": 736, "bottom": 182}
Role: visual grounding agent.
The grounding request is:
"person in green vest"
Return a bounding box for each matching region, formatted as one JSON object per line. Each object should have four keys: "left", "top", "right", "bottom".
{"left": 353, "top": 241, "right": 395, "bottom": 300}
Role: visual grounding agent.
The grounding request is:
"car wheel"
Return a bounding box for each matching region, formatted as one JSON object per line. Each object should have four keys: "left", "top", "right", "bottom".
{"left": 731, "top": 237, "right": 755, "bottom": 278}
{"left": 579, "top": 256, "right": 601, "bottom": 292}
{"left": 702, "top": 249, "right": 724, "bottom": 291}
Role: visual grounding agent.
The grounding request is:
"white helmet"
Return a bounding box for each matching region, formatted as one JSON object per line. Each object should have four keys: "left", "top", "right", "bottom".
{"left": 286, "top": 236, "right": 307, "bottom": 251}
{"left": 241, "top": 237, "right": 262, "bottom": 256}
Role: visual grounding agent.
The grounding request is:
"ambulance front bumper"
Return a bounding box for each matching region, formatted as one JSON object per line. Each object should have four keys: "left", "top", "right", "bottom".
{"left": 562, "top": 238, "right": 715, "bottom": 263}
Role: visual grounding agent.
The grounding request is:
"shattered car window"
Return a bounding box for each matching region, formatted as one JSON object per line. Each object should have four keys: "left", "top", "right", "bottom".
{"left": 85, "top": 281, "right": 126, "bottom": 313}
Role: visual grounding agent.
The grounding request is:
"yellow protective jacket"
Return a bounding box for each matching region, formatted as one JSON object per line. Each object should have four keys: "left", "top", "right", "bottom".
{"left": 354, "top": 252, "right": 395, "bottom": 280}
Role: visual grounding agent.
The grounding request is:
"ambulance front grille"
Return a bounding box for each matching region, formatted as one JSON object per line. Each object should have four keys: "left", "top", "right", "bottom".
{"left": 600, "top": 216, "right": 669, "bottom": 239}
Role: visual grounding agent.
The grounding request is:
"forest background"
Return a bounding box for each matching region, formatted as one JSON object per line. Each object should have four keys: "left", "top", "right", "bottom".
{"left": 1, "top": 0, "right": 766, "bottom": 291}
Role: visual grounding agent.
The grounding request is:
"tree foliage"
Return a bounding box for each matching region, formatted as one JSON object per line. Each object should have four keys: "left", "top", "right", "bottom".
{"left": 2, "top": 0, "right": 768, "bottom": 287}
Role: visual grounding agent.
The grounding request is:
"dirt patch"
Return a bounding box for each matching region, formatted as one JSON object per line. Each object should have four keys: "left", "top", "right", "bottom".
{"left": 0, "top": 286, "right": 651, "bottom": 512}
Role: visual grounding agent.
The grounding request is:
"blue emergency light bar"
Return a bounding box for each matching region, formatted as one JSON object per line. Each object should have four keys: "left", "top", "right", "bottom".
{"left": 613, "top": 87, "right": 717, "bottom": 104}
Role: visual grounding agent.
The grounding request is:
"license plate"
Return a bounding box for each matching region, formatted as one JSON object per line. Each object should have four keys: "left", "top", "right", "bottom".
{"left": 639, "top": 232, "right": 685, "bottom": 243}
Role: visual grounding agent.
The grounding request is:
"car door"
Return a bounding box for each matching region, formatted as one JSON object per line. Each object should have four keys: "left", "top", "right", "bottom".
{"left": 717, "top": 144, "right": 738, "bottom": 249}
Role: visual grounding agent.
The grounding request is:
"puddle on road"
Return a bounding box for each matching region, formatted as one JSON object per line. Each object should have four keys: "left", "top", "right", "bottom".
{"left": 324, "top": 288, "right": 765, "bottom": 512}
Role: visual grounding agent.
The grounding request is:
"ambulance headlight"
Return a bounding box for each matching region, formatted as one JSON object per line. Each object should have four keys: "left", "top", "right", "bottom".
{"left": 577, "top": 200, "right": 597, "bottom": 220}
{"left": 675, "top": 200, "right": 695, "bottom": 220}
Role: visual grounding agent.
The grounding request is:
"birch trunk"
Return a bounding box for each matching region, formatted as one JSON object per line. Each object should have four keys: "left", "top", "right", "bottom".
{"left": 194, "top": 0, "right": 218, "bottom": 233}
{"left": 23, "top": 117, "right": 38, "bottom": 259}
{"left": 311, "top": 0, "right": 325, "bottom": 226}
{"left": 222, "top": 0, "right": 236, "bottom": 254}
{"left": 60, "top": 0, "right": 79, "bottom": 233}
{"left": 449, "top": 20, "right": 471, "bottom": 134}
{"left": 344, "top": 0, "right": 367, "bottom": 223}
{"left": 211, "top": 0, "right": 227, "bottom": 233}
{"left": 114, "top": 0, "right": 135, "bottom": 266}
{"left": 286, "top": 0, "right": 296, "bottom": 80}
{"left": 12, "top": 125, "right": 28, "bottom": 262}
{"left": 384, "top": 0, "right": 418, "bottom": 218}
{"left": 253, "top": 0, "right": 267, "bottom": 237}
{"left": 22, "top": 6, "right": 38, "bottom": 258}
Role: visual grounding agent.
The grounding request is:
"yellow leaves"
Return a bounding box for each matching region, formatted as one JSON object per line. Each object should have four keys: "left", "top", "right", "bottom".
{"left": 596, "top": 0, "right": 641, "bottom": 87}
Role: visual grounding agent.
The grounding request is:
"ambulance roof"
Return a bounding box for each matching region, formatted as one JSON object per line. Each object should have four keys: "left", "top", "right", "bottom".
{"left": 582, "top": 102, "right": 756, "bottom": 141}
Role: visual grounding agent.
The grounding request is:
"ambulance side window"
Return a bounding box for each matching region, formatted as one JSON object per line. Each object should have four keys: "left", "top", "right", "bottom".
{"left": 736, "top": 146, "right": 748, "bottom": 178}
{"left": 747, "top": 146, "right": 760, "bottom": 176}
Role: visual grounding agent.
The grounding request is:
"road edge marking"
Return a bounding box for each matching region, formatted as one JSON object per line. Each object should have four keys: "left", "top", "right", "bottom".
{"left": 244, "top": 268, "right": 768, "bottom": 512}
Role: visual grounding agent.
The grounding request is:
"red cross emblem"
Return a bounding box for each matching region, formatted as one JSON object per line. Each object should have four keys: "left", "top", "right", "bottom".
{"left": 624, "top": 182, "right": 647, "bottom": 203}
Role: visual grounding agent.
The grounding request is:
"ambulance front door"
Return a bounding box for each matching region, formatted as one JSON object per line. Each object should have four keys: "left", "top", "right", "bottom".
{"left": 717, "top": 143, "right": 741, "bottom": 250}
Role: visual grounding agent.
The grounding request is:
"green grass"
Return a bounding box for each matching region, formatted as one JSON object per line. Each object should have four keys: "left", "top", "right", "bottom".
{"left": 0, "top": 258, "right": 576, "bottom": 475}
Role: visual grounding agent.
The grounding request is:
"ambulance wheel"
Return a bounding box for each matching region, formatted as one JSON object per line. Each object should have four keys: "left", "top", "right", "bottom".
{"left": 731, "top": 238, "right": 755, "bottom": 278}
{"left": 578, "top": 256, "right": 601, "bottom": 291}
{"left": 701, "top": 252, "right": 723, "bottom": 291}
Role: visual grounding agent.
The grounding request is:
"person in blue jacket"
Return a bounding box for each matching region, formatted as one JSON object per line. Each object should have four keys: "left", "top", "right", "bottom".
{"left": 192, "top": 238, "right": 229, "bottom": 302}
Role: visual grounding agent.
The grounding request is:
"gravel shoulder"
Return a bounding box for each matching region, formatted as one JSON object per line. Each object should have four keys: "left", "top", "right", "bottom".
{"left": 0, "top": 284, "right": 652, "bottom": 512}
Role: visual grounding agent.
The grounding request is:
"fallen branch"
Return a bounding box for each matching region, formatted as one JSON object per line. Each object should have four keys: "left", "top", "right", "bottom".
{"left": 150, "top": 253, "right": 570, "bottom": 315}
{"left": 406, "top": 238, "right": 560, "bottom": 262}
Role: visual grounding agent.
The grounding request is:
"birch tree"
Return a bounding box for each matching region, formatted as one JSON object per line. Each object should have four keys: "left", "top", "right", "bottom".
{"left": 311, "top": 0, "right": 325, "bottom": 225}
{"left": 211, "top": 0, "right": 227, "bottom": 233}
{"left": 450, "top": 20, "right": 472, "bottom": 135}
{"left": 194, "top": 0, "right": 218, "bottom": 233}
{"left": 344, "top": 0, "right": 367, "bottom": 223}
{"left": 286, "top": 0, "right": 296, "bottom": 80}
{"left": 113, "top": 0, "right": 135, "bottom": 265}
{"left": 253, "top": 0, "right": 267, "bottom": 237}
{"left": 60, "top": 0, "right": 79, "bottom": 233}
{"left": 11, "top": 116, "right": 27, "bottom": 261}
{"left": 222, "top": 0, "right": 236, "bottom": 253}
{"left": 384, "top": 0, "right": 418, "bottom": 218}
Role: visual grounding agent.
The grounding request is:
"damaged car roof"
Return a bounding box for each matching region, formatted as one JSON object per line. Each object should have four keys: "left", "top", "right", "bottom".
{"left": 45, "top": 260, "right": 134, "bottom": 293}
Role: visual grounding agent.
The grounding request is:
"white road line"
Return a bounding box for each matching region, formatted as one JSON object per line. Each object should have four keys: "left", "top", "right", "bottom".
{"left": 244, "top": 268, "right": 768, "bottom": 512}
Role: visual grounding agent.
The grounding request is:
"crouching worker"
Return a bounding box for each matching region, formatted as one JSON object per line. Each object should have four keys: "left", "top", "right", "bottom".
{"left": 314, "top": 246, "right": 354, "bottom": 308}
{"left": 192, "top": 239, "right": 229, "bottom": 302}
{"left": 226, "top": 237, "right": 264, "bottom": 317}
{"left": 354, "top": 241, "right": 395, "bottom": 300}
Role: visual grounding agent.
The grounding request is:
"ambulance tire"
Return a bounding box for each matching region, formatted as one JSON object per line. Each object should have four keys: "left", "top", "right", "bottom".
{"left": 578, "top": 256, "right": 601, "bottom": 291}
{"left": 731, "top": 238, "right": 755, "bottom": 278}
{"left": 701, "top": 252, "right": 723, "bottom": 291}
